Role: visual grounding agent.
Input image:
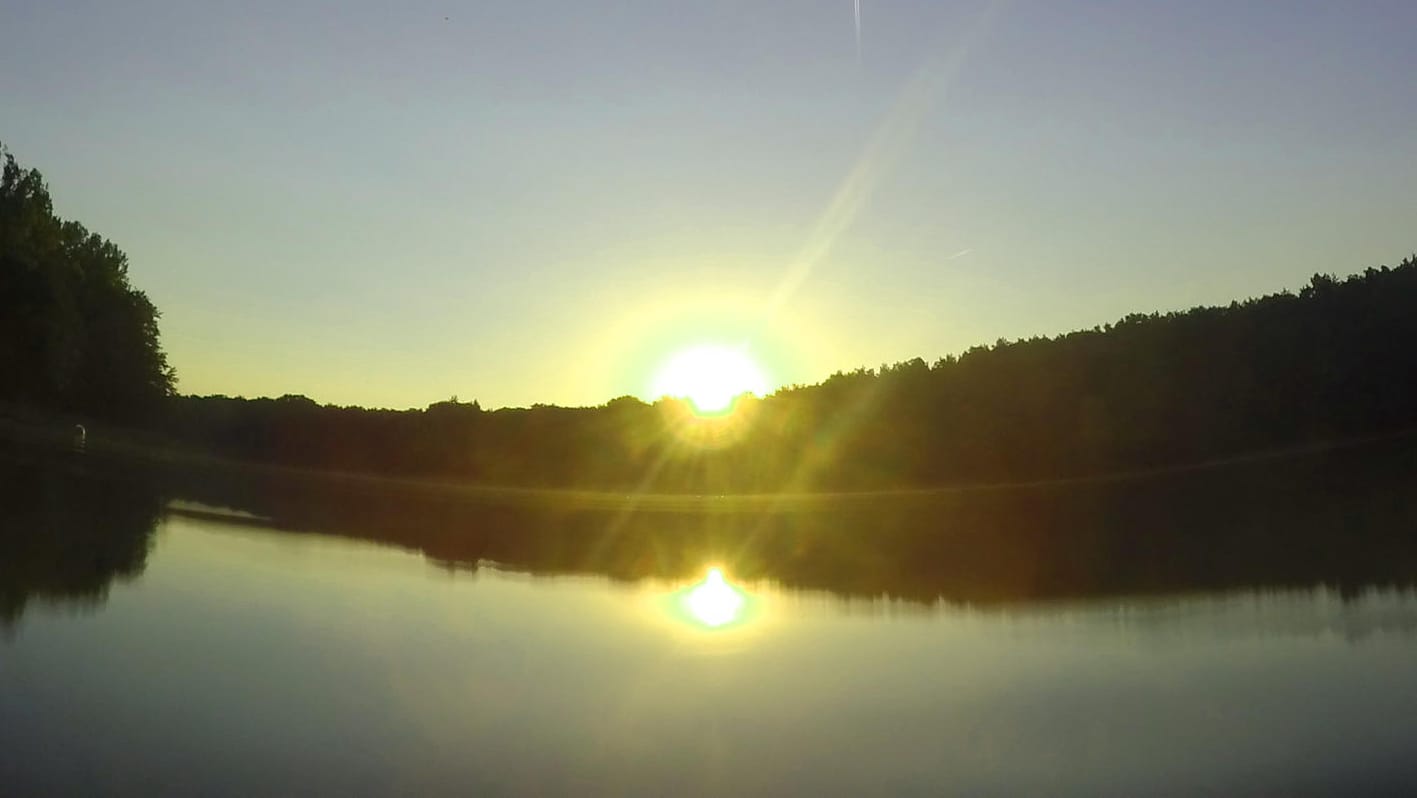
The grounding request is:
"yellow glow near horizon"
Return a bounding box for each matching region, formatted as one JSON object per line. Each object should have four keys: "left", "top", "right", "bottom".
{"left": 680, "top": 567, "right": 748, "bottom": 628}
{"left": 649, "top": 345, "right": 771, "bottom": 414}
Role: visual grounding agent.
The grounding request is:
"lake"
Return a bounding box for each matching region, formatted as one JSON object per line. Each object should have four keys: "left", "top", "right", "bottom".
{"left": 4, "top": 445, "right": 1417, "bottom": 795}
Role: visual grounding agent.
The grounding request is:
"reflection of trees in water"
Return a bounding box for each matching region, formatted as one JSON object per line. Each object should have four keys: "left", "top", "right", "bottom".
{"left": 164, "top": 434, "right": 1417, "bottom": 606}
{"left": 0, "top": 456, "right": 163, "bottom": 630}
{"left": 7, "top": 435, "right": 1408, "bottom": 620}
{"left": 4, "top": 430, "right": 1412, "bottom": 631}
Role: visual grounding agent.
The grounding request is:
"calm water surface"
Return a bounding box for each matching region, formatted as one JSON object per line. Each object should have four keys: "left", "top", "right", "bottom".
{"left": 5, "top": 504, "right": 1417, "bottom": 796}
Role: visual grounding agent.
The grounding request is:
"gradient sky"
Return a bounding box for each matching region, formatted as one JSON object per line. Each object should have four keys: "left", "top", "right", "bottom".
{"left": 3, "top": 0, "right": 1414, "bottom": 409}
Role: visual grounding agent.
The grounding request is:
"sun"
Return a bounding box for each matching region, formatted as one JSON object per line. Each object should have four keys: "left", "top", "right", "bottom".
{"left": 650, "top": 345, "right": 770, "bottom": 414}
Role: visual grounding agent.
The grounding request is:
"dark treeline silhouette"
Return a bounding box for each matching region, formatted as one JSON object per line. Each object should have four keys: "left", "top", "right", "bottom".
{"left": 0, "top": 145, "right": 174, "bottom": 423}
{"left": 0, "top": 451, "right": 164, "bottom": 630}
{"left": 168, "top": 257, "right": 1417, "bottom": 493}
{"left": 5, "top": 142, "right": 1417, "bottom": 494}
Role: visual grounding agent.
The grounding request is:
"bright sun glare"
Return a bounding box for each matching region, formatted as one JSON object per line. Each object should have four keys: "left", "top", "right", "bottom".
{"left": 682, "top": 567, "right": 748, "bottom": 628}
{"left": 650, "top": 345, "right": 770, "bottom": 414}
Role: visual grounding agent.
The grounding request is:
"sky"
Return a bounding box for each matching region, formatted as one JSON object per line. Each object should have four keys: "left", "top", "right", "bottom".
{"left": 2, "top": 0, "right": 1415, "bottom": 410}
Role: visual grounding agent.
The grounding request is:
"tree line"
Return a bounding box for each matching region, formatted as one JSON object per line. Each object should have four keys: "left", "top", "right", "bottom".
{"left": 4, "top": 144, "right": 1417, "bottom": 493}
{"left": 168, "top": 258, "right": 1417, "bottom": 493}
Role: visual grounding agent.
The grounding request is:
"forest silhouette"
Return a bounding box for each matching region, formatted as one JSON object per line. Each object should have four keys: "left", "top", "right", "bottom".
{"left": 163, "top": 258, "right": 1417, "bottom": 493}
{"left": 6, "top": 144, "right": 1417, "bottom": 612}
{"left": 4, "top": 142, "right": 1417, "bottom": 495}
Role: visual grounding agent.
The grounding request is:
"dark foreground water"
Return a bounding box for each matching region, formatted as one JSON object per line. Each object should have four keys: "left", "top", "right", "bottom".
{"left": 4, "top": 444, "right": 1417, "bottom": 795}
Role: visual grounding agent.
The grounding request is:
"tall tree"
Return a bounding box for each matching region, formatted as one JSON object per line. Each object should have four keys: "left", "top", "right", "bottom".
{"left": 0, "top": 144, "right": 174, "bottom": 420}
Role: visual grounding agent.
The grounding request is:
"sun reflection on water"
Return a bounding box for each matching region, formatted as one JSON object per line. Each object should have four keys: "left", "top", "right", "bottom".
{"left": 670, "top": 567, "right": 754, "bottom": 630}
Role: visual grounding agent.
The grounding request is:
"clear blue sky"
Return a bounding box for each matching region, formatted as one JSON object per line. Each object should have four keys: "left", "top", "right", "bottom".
{"left": 3, "top": 0, "right": 1414, "bottom": 409}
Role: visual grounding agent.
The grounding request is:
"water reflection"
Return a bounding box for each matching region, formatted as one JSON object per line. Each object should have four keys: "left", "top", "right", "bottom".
{"left": 671, "top": 567, "right": 752, "bottom": 629}
{"left": 7, "top": 514, "right": 1417, "bottom": 795}
{"left": 137, "top": 432, "right": 1417, "bottom": 606}
{"left": 6, "top": 431, "right": 1417, "bottom": 614}
{"left": 0, "top": 453, "right": 162, "bottom": 631}
{"left": 5, "top": 453, "right": 1417, "bottom": 794}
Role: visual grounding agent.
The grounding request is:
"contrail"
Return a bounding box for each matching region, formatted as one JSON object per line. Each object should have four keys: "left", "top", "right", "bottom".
{"left": 854, "top": 0, "right": 861, "bottom": 62}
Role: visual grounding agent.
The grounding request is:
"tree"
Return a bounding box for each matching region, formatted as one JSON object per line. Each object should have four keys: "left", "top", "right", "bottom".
{"left": 0, "top": 144, "right": 174, "bottom": 420}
